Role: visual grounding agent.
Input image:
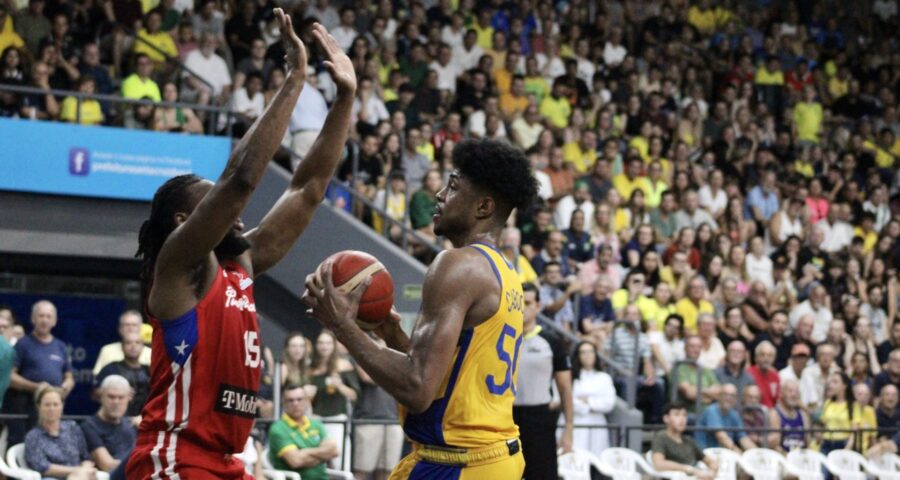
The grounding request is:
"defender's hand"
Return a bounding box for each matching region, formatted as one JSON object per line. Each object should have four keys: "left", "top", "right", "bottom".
{"left": 274, "top": 8, "right": 307, "bottom": 77}
{"left": 310, "top": 23, "right": 356, "bottom": 94}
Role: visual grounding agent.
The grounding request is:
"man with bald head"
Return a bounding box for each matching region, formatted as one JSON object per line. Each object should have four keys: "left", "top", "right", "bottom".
{"left": 93, "top": 310, "right": 151, "bottom": 375}
{"left": 789, "top": 284, "right": 833, "bottom": 343}
{"left": 800, "top": 343, "right": 840, "bottom": 411}
{"left": 6, "top": 300, "right": 74, "bottom": 445}
{"left": 748, "top": 341, "right": 781, "bottom": 408}
{"left": 695, "top": 383, "right": 757, "bottom": 451}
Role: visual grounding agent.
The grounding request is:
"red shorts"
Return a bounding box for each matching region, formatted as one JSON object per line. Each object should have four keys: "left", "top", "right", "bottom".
{"left": 126, "top": 433, "right": 253, "bottom": 480}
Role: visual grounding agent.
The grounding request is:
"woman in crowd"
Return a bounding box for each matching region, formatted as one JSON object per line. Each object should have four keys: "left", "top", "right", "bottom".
{"left": 568, "top": 341, "right": 616, "bottom": 452}
{"left": 848, "top": 351, "right": 875, "bottom": 391}
{"left": 1, "top": 46, "right": 25, "bottom": 83}
{"left": 844, "top": 317, "right": 882, "bottom": 376}
{"left": 722, "top": 196, "right": 756, "bottom": 245}
{"left": 25, "top": 386, "right": 97, "bottom": 480}
{"left": 723, "top": 244, "right": 751, "bottom": 295}
{"left": 280, "top": 332, "right": 312, "bottom": 388}
{"left": 821, "top": 372, "right": 858, "bottom": 454}
{"left": 564, "top": 209, "right": 595, "bottom": 264}
{"left": 717, "top": 305, "right": 753, "bottom": 350}
{"left": 153, "top": 81, "right": 203, "bottom": 133}
{"left": 639, "top": 249, "right": 663, "bottom": 290}
{"left": 621, "top": 223, "right": 655, "bottom": 270}
{"left": 309, "top": 330, "right": 359, "bottom": 419}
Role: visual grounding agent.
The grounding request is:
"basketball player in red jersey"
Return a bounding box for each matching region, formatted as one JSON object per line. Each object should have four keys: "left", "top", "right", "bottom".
{"left": 125, "top": 11, "right": 356, "bottom": 480}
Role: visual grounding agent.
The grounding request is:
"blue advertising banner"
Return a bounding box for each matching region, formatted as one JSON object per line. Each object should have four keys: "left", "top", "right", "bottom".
{"left": 0, "top": 292, "right": 124, "bottom": 415}
{"left": 0, "top": 118, "right": 231, "bottom": 201}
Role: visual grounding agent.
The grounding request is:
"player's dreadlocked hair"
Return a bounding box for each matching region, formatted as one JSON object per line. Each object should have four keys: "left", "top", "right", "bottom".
{"left": 135, "top": 174, "right": 204, "bottom": 309}
{"left": 452, "top": 139, "right": 538, "bottom": 216}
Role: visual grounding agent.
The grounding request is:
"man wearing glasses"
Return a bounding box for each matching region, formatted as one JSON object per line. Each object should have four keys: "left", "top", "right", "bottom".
{"left": 267, "top": 384, "right": 339, "bottom": 480}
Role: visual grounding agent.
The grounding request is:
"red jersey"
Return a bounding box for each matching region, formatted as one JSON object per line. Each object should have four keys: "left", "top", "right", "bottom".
{"left": 127, "top": 262, "right": 261, "bottom": 480}
{"left": 748, "top": 365, "right": 781, "bottom": 408}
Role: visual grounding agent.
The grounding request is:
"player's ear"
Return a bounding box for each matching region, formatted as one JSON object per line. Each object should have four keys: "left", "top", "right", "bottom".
{"left": 174, "top": 212, "right": 188, "bottom": 226}
{"left": 475, "top": 196, "right": 495, "bottom": 219}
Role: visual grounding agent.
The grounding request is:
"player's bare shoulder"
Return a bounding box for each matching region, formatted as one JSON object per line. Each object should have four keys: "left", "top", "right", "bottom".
{"left": 425, "top": 246, "right": 501, "bottom": 327}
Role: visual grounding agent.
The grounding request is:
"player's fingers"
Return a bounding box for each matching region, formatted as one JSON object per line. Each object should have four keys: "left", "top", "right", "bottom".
{"left": 304, "top": 273, "right": 324, "bottom": 299}
{"left": 319, "top": 260, "right": 336, "bottom": 290}
{"left": 274, "top": 8, "right": 286, "bottom": 31}
{"left": 300, "top": 288, "right": 317, "bottom": 307}
{"left": 348, "top": 275, "right": 372, "bottom": 301}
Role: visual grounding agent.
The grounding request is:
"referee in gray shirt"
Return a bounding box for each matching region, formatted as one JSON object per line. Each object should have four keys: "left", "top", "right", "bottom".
{"left": 514, "top": 283, "right": 574, "bottom": 479}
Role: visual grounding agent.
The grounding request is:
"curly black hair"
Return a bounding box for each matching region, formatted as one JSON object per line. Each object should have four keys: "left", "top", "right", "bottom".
{"left": 452, "top": 139, "right": 537, "bottom": 216}
{"left": 135, "top": 174, "right": 204, "bottom": 310}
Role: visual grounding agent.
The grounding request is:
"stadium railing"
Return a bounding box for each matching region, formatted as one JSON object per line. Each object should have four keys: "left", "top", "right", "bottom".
{"left": 0, "top": 83, "right": 234, "bottom": 135}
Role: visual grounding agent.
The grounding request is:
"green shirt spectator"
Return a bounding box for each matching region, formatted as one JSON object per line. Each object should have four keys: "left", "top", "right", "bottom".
{"left": 268, "top": 414, "right": 331, "bottom": 479}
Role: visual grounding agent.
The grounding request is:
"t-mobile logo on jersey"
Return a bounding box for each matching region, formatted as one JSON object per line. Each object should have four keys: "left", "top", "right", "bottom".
{"left": 224, "top": 285, "right": 256, "bottom": 312}
{"left": 68, "top": 148, "right": 90, "bottom": 176}
{"left": 215, "top": 383, "right": 259, "bottom": 418}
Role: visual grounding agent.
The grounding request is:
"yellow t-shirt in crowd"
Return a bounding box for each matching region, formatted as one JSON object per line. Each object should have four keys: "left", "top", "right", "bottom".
{"left": 499, "top": 92, "right": 528, "bottom": 121}
{"left": 540, "top": 95, "right": 571, "bottom": 129}
{"left": 121, "top": 74, "right": 161, "bottom": 101}
{"left": 863, "top": 139, "right": 896, "bottom": 168}
{"left": 754, "top": 67, "right": 784, "bottom": 86}
{"left": 472, "top": 23, "right": 493, "bottom": 49}
{"left": 853, "top": 227, "right": 877, "bottom": 254}
{"left": 793, "top": 101, "right": 823, "bottom": 144}
{"left": 0, "top": 17, "right": 24, "bottom": 57}
{"left": 60, "top": 97, "right": 104, "bottom": 125}
{"left": 562, "top": 141, "right": 597, "bottom": 174}
{"left": 828, "top": 77, "right": 849, "bottom": 99}
{"left": 612, "top": 173, "right": 643, "bottom": 201}
{"left": 675, "top": 298, "right": 714, "bottom": 333}
{"left": 687, "top": 7, "right": 717, "bottom": 35}
{"left": 629, "top": 136, "right": 650, "bottom": 161}
{"left": 133, "top": 29, "right": 178, "bottom": 64}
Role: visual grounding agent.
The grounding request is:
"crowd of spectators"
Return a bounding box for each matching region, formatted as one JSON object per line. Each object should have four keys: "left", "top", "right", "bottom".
{"left": 2, "top": 0, "right": 900, "bottom": 476}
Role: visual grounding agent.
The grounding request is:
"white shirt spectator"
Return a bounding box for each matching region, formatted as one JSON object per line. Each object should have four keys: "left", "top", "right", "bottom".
{"left": 535, "top": 53, "right": 565, "bottom": 82}
{"left": 863, "top": 200, "right": 891, "bottom": 232}
{"left": 697, "top": 337, "right": 726, "bottom": 370}
{"left": 602, "top": 42, "right": 627, "bottom": 67}
{"left": 648, "top": 330, "right": 685, "bottom": 376}
{"left": 466, "top": 110, "right": 507, "bottom": 138}
{"left": 815, "top": 219, "right": 853, "bottom": 253}
{"left": 554, "top": 196, "right": 595, "bottom": 232}
{"left": 306, "top": 4, "right": 339, "bottom": 30}
{"left": 231, "top": 87, "right": 264, "bottom": 118}
{"left": 576, "top": 58, "right": 595, "bottom": 88}
{"left": 429, "top": 60, "right": 461, "bottom": 93}
{"left": 745, "top": 253, "right": 774, "bottom": 290}
{"left": 451, "top": 44, "right": 483, "bottom": 72}
{"left": 799, "top": 362, "right": 841, "bottom": 409}
{"left": 331, "top": 25, "right": 358, "bottom": 52}
{"left": 352, "top": 95, "right": 390, "bottom": 126}
{"left": 535, "top": 170, "right": 553, "bottom": 201}
{"left": 289, "top": 81, "right": 328, "bottom": 132}
{"left": 440, "top": 25, "right": 465, "bottom": 49}
{"left": 789, "top": 300, "right": 833, "bottom": 344}
{"left": 184, "top": 50, "right": 231, "bottom": 96}
{"left": 567, "top": 370, "right": 616, "bottom": 452}
{"left": 779, "top": 364, "right": 805, "bottom": 385}
{"left": 698, "top": 185, "right": 727, "bottom": 217}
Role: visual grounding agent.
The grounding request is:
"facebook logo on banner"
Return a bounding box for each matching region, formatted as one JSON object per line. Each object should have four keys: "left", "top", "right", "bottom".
{"left": 69, "top": 148, "right": 90, "bottom": 176}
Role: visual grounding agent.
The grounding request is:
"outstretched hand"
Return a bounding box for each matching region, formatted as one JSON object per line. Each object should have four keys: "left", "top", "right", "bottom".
{"left": 310, "top": 22, "right": 357, "bottom": 94}
{"left": 302, "top": 260, "right": 371, "bottom": 331}
{"left": 274, "top": 8, "right": 307, "bottom": 77}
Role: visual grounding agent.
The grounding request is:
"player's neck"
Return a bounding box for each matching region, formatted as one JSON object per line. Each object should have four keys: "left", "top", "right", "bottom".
{"left": 455, "top": 228, "right": 501, "bottom": 250}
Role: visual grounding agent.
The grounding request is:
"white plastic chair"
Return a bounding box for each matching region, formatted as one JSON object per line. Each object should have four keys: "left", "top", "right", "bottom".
{"left": 322, "top": 420, "right": 352, "bottom": 472}
{"left": 824, "top": 450, "right": 868, "bottom": 480}
{"left": 785, "top": 449, "right": 827, "bottom": 480}
{"left": 261, "top": 446, "right": 353, "bottom": 480}
{"left": 869, "top": 453, "right": 900, "bottom": 480}
{"left": 0, "top": 444, "right": 39, "bottom": 480}
{"left": 737, "top": 448, "right": 786, "bottom": 480}
{"left": 599, "top": 447, "right": 687, "bottom": 479}
{"left": 557, "top": 450, "right": 593, "bottom": 480}
{"left": 702, "top": 447, "right": 741, "bottom": 480}
{"left": 7, "top": 444, "right": 109, "bottom": 480}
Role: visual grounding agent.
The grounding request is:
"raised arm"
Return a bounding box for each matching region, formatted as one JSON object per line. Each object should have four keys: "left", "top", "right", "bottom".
{"left": 245, "top": 24, "right": 357, "bottom": 275}
{"left": 149, "top": 9, "right": 306, "bottom": 319}
{"left": 303, "top": 249, "right": 487, "bottom": 413}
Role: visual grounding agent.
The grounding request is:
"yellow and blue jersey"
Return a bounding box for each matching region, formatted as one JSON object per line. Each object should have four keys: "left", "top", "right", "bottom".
{"left": 401, "top": 242, "right": 524, "bottom": 449}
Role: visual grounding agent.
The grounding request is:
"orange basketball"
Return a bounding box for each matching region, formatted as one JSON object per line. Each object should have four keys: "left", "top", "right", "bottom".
{"left": 316, "top": 250, "right": 394, "bottom": 331}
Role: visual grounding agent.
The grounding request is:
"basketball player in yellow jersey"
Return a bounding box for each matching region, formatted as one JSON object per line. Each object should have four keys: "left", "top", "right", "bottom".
{"left": 303, "top": 139, "right": 538, "bottom": 479}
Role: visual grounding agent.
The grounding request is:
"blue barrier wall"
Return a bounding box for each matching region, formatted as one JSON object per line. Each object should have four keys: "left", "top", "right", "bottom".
{"left": 0, "top": 118, "right": 230, "bottom": 201}
{"left": 0, "top": 293, "right": 124, "bottom": 415}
